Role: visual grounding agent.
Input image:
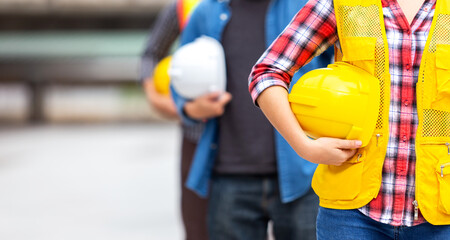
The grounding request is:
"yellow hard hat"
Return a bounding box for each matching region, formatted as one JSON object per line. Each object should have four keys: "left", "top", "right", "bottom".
{"left": 153, "top": 56, "right": 172, "bottom": 95}
{"left": 288, "top": 62, "right": 380, "bottom": 147}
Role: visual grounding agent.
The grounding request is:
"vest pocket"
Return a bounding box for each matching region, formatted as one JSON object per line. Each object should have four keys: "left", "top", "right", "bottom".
{"left": 312, "top": 150, "right": 365, "bottom": 200}
{"left": 433, "top": 44, "right": 450, "bottom": 110}
{"left": 341, "top": 37, "right": 377, "bottom": 75}
{"left": 420, "top": 142, "right": 450, "bottom": 215}
{"left": 436, "top": 159, "right": 450, "bottom": 214}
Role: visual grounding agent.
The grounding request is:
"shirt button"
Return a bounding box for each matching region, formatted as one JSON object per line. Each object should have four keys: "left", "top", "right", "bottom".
{"left": 407, "top": 30, "right": 411, "bottom": 35}
{"left": 404, "top": 100, "right": 409, "bottom": 106}
{"left": 220, "top": 13, "right": 228, "bottom": 21}
{"left": 406, "top": 64, "right": 411, "bottom": 70}
{"left": 424, "top": 7, "right": 429, "bottom": 12}
{"left": 403, "top": 135, "right": 408, "bottom": 142}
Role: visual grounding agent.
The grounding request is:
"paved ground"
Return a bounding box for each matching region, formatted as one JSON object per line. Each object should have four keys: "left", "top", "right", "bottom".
{"left": 0, "top": 122, "right": 183, "bottom": 240}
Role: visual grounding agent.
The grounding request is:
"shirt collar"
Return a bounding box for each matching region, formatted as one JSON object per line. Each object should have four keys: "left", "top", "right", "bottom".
{"left": 382, "top": 0, "right": 436, "bottom": 8}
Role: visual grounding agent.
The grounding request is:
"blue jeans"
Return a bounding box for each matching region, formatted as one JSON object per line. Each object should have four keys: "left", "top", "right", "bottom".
{"left": 208, "top": 175, "right": 318, "bottom": 240}
{"left": 317, "top": 207, "right": 450, "bottom": 240}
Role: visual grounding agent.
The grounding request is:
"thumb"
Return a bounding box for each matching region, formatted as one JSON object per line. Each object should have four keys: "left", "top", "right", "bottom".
{"left": 204, "top": 91, "right": 222, "bottom": 100}
{"left": 336, "top": 139, "right": 362, "bottom": 149}
{"left": 217, "top": 92, "right": 232, "bottom": 105}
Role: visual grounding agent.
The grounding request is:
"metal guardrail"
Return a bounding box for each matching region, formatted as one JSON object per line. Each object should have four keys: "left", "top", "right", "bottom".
{"left": 0, "top": 30, "right": 149, "bottom": 122}
{"left": 0, "top": 0, "right": 170, "bottom": 15}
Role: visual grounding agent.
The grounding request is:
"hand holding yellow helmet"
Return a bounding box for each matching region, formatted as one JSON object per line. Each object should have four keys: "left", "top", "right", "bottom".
{"left": 288, "top": 62, "right": 380, "bottom": 147}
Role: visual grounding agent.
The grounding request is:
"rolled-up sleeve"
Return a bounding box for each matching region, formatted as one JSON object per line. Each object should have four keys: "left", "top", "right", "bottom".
{"left": 249, "top": 0, "right": 338, "bottom": 104}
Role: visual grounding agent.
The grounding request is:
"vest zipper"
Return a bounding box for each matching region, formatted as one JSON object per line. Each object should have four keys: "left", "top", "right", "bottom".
{"left": 412, "top": 200, "right": 419, "bottom": 220}
{"left": 376, "top": 134, "right": 381, "bottom": 147}
{"left": 445, "top": 142, "right": 449, "bottom": 155}
{"left": 441, "top": 162, "right": 450, "bottom": 178}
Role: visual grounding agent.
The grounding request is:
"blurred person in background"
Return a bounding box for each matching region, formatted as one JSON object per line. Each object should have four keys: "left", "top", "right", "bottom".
{"left": 171, "top": 0, "right": 333, "bottom": 239}
{"left": 140, "top": 1, "right": 209, "bottom": 239}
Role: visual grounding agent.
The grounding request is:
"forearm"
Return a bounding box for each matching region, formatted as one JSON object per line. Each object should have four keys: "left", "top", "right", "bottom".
{"left": 257, "top": 86, "right": 311, "bottom": 158}
{"left": 143, "top": 78, "right": 178, "bottom": 119}
{"left": 149, "top": 94, "right": 178, "bottom": 119}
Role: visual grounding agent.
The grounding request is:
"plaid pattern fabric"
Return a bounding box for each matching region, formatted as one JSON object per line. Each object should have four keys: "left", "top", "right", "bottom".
{"left": 359, "top": 0, "right": 435, "bottom": 227}
{"left": 248, "top": 0, "right": 337, "bottom": 102}
{"left": 248, "top": 0, "right": 435, "bottom": 226}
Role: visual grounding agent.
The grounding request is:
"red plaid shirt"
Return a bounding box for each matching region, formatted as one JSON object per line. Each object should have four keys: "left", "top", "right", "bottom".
{"left": 249, "top": 0, "right": 436, "bottom": 226}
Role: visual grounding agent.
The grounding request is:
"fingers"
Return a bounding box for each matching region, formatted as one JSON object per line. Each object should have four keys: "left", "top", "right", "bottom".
{"left": 203, "top": 92, "right": 232, "bottom": 106}
{"left": 336, "top": 139, "right": 362, "bottom": 150}
{"left": 340, "top": 148, "right": 358, "bottom": 159}
{"left": 204, "top": 91, "right": 222, "bottom": 100}
{"left": 217, "top": 92, "right": 232, "bottom": 105}
{"left": 210, "top": 93, "right": 231, "bottom": 115}
{"left": 207, "top": 92, "right": 231, "bottom": 117}
{"left": 186, "top": 91, "right": 232, "bottom": 119}
{"left": 309, "top": 137, "right": 362, "bottom": 166}
{"left": 203, "top": 91, "right": 232, "bottom": 103}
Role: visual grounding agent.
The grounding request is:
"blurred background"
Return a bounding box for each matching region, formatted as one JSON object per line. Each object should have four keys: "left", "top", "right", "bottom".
{"left": 0, "top": 0, "right": 183, "bottom": 239}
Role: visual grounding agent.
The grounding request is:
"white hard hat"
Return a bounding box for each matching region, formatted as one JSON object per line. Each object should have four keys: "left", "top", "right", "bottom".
{"left": 169, "top": 36, "right": 227, "bottom": 99}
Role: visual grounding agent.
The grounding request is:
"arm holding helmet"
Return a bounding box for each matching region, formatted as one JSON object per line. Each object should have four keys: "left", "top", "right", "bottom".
{"left": 249, "top": 0, "right": 361, "bottom": 166}
{"left": 257, "top": 86, "right": 361, "bottom": 166}
{"left": 141, "top": 2, "right": 180, "bottom": 119}
{"left": 142, "top": 79, "right": 178, "bottom": 118}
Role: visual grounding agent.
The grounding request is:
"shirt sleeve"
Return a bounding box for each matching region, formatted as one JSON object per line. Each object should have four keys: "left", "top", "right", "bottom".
{"left": 248, "top": 0, "right": 338, "bottom": 104}
{"left": 140, "top": 2, "right": 180, "bottom": 82}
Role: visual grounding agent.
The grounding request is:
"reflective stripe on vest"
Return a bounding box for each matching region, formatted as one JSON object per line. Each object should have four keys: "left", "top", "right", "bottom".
{"left": 311, "top": 0, "right": 450, "bottom": 225}
{"left": 176, "top": 0, "right": 200, "bottom": 30}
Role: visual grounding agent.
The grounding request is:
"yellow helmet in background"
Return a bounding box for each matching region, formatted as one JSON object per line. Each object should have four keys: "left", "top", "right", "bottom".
{"left": 288, "top": 62, "right": 380, "bottom": 147}
{"left": 152, "top": 56, "right": 172, "bottom": 95}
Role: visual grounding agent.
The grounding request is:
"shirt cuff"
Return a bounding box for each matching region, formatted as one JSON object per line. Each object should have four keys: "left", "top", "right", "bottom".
{"left": 250, "top": 77, "right": 289, "bottom": 107}
{"left": 170, "top": 86, "right": 202, "bottom": 126}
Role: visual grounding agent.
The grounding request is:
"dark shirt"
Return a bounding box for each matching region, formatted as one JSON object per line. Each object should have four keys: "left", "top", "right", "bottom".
{"left": 214, "top": 0, "right": 276, "bottom": 175}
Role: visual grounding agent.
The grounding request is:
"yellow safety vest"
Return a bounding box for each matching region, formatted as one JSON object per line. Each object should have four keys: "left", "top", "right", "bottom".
{"left": 176, "top": 0, "right": 200, "bottom": 30}
{"left": 311, "top": 0, "right": 450, "bottom": 225}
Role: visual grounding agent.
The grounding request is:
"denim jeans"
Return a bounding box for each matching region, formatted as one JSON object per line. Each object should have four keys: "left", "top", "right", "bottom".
{"left": 317, "top": 207, "right": 450, "bottom": 240}
{"left": 208, "top": 175, "right": 318, "bottom": 240}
